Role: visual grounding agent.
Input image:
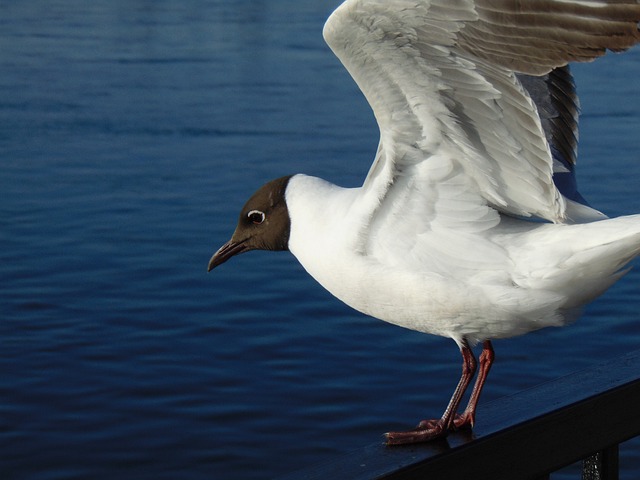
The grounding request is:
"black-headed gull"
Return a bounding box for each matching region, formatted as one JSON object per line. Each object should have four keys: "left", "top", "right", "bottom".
{"left": 209, "top": 0, "right": 640, "bottom": 445}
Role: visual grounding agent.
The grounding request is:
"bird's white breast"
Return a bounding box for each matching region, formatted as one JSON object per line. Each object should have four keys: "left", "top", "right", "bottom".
{"left": 284, "top": 174, "right": 570, "bottom": 344}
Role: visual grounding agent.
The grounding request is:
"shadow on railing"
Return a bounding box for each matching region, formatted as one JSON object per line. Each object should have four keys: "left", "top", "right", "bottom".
{"left": 279, "top": 350, "right": 640, "bottom": 480}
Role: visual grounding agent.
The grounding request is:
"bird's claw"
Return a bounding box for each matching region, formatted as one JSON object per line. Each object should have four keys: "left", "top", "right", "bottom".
{"left": 385, "top": 419, "right": 447, "bottom": 445}
{"left": 386, "top": 412, "right": 475, "bottom": 445}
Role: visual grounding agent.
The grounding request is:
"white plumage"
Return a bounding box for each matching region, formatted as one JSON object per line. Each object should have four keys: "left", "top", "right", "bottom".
{"left": 285, "top": 0, "right": 640, "bottom": 346}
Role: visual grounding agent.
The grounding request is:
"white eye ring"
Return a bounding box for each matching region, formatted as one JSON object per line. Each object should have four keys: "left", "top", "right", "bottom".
{"left": 247, "top": 210, "right": 266, "bottom": 225}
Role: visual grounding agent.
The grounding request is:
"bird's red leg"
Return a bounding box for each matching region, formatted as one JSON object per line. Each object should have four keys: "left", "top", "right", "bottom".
{"left": 386, "top": 340, "right": 477, "bottom": 445}
{"left": 453, "top": 340, "right": 494, "bottom": 430}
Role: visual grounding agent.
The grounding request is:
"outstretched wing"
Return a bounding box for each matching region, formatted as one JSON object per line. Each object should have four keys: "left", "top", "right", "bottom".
{"left": 323, "top": 0, "right": 640, "bottom": 265}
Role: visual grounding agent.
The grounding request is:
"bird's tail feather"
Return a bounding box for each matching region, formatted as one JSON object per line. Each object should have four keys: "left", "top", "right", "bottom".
{"left": 517, "top": 214, "right": 640, "bottom": 308}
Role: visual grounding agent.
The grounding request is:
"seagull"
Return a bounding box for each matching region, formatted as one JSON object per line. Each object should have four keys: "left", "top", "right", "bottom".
{"left": 208, "top": 0, "right": 640, "bottom": 445}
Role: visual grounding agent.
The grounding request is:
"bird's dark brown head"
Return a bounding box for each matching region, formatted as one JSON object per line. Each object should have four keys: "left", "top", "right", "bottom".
{"left": 208, "top": 175, "right": 293, "bottom": 271}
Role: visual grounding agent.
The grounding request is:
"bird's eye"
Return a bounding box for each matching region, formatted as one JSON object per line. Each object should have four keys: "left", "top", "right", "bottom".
{"left": 247, "top": 210, "right": 266, "bottom": 225}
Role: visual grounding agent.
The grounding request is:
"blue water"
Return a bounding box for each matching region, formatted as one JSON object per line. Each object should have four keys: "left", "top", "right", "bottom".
{"left": 1, "top": 2, "right": 639, "bottom": 479}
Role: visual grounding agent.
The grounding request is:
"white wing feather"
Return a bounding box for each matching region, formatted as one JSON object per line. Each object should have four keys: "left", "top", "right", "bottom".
{"left": 322, "top": 0, "right": 640, "bottom": 271}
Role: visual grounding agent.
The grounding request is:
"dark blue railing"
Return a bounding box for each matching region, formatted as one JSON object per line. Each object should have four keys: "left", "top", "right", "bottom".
{"left": 278, "top": 350, "right": 640, "bottom": 480}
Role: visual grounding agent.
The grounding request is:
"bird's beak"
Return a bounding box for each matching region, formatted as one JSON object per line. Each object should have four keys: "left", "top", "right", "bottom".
{"left": 207, "top": 238, "right": 249, "bottom": 271}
